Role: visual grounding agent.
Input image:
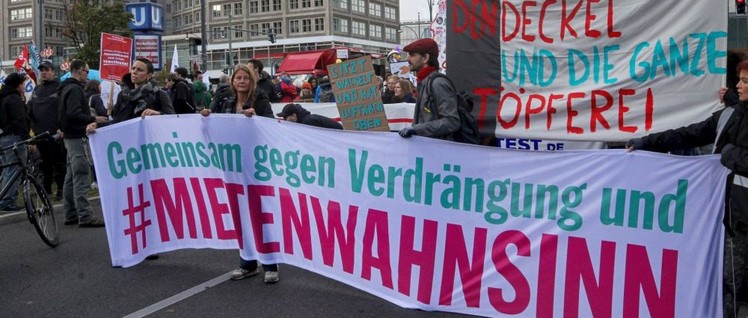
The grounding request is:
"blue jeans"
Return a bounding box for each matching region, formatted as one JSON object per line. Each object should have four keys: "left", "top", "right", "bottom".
{"left": 0, "top": 135, "right": 25, "bottom": 208}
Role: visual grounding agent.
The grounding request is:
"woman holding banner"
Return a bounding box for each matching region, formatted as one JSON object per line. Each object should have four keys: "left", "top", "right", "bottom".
{"left": 627, "top": 60, "right": 748, "bottom": 318}
{"left": 199, "top": 64, "right": 280, "bottom": 284}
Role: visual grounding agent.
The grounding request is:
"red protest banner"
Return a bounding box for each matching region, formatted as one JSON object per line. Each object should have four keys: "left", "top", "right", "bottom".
{"left": 99, "top": 33, "right": 133, "bottom": 81}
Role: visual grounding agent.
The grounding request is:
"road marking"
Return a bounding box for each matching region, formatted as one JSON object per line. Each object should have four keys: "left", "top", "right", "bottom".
{"left": 123, "top": 272, "right": 233, "bottom": 318}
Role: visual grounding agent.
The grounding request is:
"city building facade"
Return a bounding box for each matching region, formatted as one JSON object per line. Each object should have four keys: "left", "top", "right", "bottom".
{"left": 2, "top": 0, "right": 402, "bottom": 76}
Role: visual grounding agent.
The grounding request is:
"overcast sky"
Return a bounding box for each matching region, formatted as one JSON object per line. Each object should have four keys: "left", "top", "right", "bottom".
{"left": 400, "top": 0, "right": 437, "bottom": 22}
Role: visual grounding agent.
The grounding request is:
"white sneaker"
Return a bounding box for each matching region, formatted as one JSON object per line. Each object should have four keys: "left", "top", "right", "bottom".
{"left": 230, "top": 267, "right": 260, "bottom": 280}
{"left": 264, "top": 271, "right": 279, "bottom": 284}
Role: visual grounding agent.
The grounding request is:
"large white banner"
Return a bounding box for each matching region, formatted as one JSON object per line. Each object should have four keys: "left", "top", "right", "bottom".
{"left": 500, "top": 0, "right": 727, "bottom": 141}
{"left": 90, "top": 115, "right": 728, "bottom": 317}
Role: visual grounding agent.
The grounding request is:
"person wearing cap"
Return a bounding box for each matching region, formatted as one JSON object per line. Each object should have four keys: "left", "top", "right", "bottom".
{"left": 276, "top": 103, "right": 342, "bottom": 130}
{"left": 0, "top": 73, "right": 32, "bottom": 211}
{"left": 294, "top": 82, "right": 315, "bottom": 102}
{"left": 398, "top": 38, "right": 460, "bottom": 140}
{"left": 626, "top": 59, "right": 748, "bottom": 317}
{"left": 27, "top": 60, "right": 66, "bottom": 201}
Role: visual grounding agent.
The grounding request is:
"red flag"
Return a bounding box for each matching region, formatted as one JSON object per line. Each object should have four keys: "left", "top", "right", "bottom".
{"left": 13, "top": 45, "right": 37, "bottom": 83}
{"left": 14, "top": 45, "right": 28, "bottom": 70}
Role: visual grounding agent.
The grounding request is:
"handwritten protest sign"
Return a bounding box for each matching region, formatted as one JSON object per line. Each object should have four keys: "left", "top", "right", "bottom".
{"left": 447, "top": 0, "right": 727, "bottom": 142}
{"left": 327, "top": 57, "right": 390, "bottom": 131}
{"left": 91, "top": 115, "right": 727, "bottom": 317}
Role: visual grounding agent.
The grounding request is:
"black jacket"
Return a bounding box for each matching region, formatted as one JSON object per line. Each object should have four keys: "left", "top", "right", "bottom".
{"left": 27, "top": 78, "right": 61, "bottom": 134}
{"left": 59, "top": 78, "right": 94, "bottom": 139}
{"left": 0, "top": 89, "right": 30, "bottom": 139}
{"left": 211, "top": 90, "right": 273, "bottom": 118}
{"left": 171, "top": 78, "right": 195, "bottom": 114}
{"left": 295, "top": 107, "right": 343, "bottom": 130}
{"left": 257, "top": 71, "right": 279, "bottom": 103}
{"left": 638, "top": 103, "right": 748, "bottom": 227}
{"left": 109, "top": 83, "right": 175, "bottom": 124}
{"left": 84, "top": 90, "right": 107, "bottom": 116}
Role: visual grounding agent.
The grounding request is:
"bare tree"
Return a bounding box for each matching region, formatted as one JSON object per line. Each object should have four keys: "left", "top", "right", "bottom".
{"left": 61, "top": 0, "right": 133, "bottom": 67}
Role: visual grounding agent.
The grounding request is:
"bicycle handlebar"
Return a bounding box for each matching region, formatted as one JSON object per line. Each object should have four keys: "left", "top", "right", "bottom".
{"left": 0, "top": 131, "right": 53, "bottom": 153}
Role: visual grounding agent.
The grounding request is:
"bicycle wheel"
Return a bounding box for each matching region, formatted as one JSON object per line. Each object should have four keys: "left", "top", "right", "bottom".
{"left": 24, "top": 174, "right": 58, "bottom": 247}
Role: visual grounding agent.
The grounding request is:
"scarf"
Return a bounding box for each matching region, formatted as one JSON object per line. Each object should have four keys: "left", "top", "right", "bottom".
{"left": 416, "top": 65, "right": 437, "bottom": 82}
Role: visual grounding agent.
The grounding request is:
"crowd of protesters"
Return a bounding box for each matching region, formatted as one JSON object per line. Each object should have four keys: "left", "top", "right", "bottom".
{"left": 1, "top": 38, "right": 745, "bottom": 317}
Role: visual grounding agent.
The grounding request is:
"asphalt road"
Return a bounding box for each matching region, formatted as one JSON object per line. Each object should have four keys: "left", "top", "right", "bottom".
{"left": 0, "top": 197, "right": 466, "bottom": 318}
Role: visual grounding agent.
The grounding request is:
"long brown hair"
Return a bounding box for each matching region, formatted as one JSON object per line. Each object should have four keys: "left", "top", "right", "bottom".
{"left": 396, "top": 79, "right": 413, "bottom": 98}
{"left": 230, "top": 64, "right": 258, "bottom": 107}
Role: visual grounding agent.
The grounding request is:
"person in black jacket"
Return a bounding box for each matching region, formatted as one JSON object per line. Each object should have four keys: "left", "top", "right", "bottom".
{"left": 28, "top": 60, "right": 65, "bottom": 200}
{"left": 171, "top": 67, "right": 195, "bottom": 114}
{"left": 276, "top": 103, "right": 343, "bottom": 130}
{"left": 248, "top": 59, "right": 279, "bottom": 103}
{"left": 59, "top": 59, "right": 104, "bottom": 227}
{"left": 200, "top": 64, "right": 272, "bottom": 117}
{"left": 87, "top": 58, "right": 174, "bottom": 131}
{"left": 0, "top": 73, "right": 31, "bottom": 211}
{"left": 198, "top": 64, "right": 278, "bottom": 283}
{"left": 627, "top": 60, "right": 748, "bottom": 318}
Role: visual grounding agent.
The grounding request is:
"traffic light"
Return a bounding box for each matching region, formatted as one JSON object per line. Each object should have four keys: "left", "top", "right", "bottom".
{"left": 738, "top": 0, "right": 746, "bottom": 15}
{"left": 267, "top": 33, "right": 276, "bottom": 44}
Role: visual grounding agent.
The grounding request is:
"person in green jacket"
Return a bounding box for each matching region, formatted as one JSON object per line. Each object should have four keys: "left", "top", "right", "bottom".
{"left": 193, "top": 80, "right": 212, "bottom": 111}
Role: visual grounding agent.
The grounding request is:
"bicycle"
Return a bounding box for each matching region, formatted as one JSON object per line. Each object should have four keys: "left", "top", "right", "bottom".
{"left": 0, "top": 131, "right": 58, "bottom": 247}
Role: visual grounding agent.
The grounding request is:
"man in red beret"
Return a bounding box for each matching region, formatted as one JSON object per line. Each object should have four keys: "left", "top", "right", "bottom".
{"left": 398, "top": 38, "right": 460, "bottom": 140}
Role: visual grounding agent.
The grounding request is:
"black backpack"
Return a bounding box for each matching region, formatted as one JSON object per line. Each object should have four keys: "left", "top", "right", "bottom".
{"left": 427, "top": 74, "right": 481, "bottom": 145}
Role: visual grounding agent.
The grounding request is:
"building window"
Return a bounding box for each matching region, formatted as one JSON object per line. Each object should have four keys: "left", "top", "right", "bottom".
{"left": 234, "top": 3, "right": 243, "bottom": 15}
{"left": 370, "top": 24, "right": 382, "bottom": 38}
{"left": 175, "top": 0, "right": 182, "bottom": 11}
{"left": 314, "top": 18, "right": 324, "bottom": 31}
{"left": 11, "top": 46, "right": 23, "bottom": 58}
{"left": 212, "top": 4, "right": 221, "bottom": 17}
{"left": 249, "top": 1, "right": 259, "bottom": 13}
{"left": 223, "top": 4, "right": 231, "bottom": 16}
{"left": 55, "top": 9, "right": 64, "bottom": 21}
{"left": 314, "top": 0, "right": 324, "bottom": 6}
{"left": 302, "top": 0, "right": 311, "bottom": 8}
{"left": 385, "top": 27, "right": 397, "bottom": 41}
{"left": 195, "top": 12, "right": 201, "bottom": 22}
{"left": 250, "top": 24, "right": 259, "bottom": 37}
{"left": 289, "top": 0, "right": 298, "bottom": 9}
{"left": 273, "top": 0, "right": 282, "bottom": 11}
{"left": 289, "top": 20, "right": 300, "bottom": 34}
{"left": 273, "top": 22, "right": 283, "bottom": 35}
{"left": 369, "top": 3, "right": 381, "bottom": 17}
{"left": 11, "top": 8, "right": 33, "bottom": 20}
{"left": 351, "top": 21, "right": 366, "bottom": 36}
{"left": 261, "top": 0, "right": 270, "bottom": 12}
{"left": 302, "top": 19, "right": 312, "bottom": 32}
{"left": 212, "top": 27, "right": 228, "bottom": 39}
{"left": 351, "top": 0, "right": 365, "bottom": 13}
{"left": 173, "top": 17, "right": 181, "bottom": 27}
{"left": 234, "top": 25, "right": 243, "bottom": 38}
{"left": 333, "top": 18, "right": 348, "bottom": 32}
{"left": 262, "top": 22, "right": 272, "bottom": 33}
{"left": 11, "top": 27, "right": 33, "bottom": 39}
{"left": 333, "top": 0, "right": 348, "bottom": 10}
{"left": 384, "top": 6, "right": 396, "bottom": 20}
